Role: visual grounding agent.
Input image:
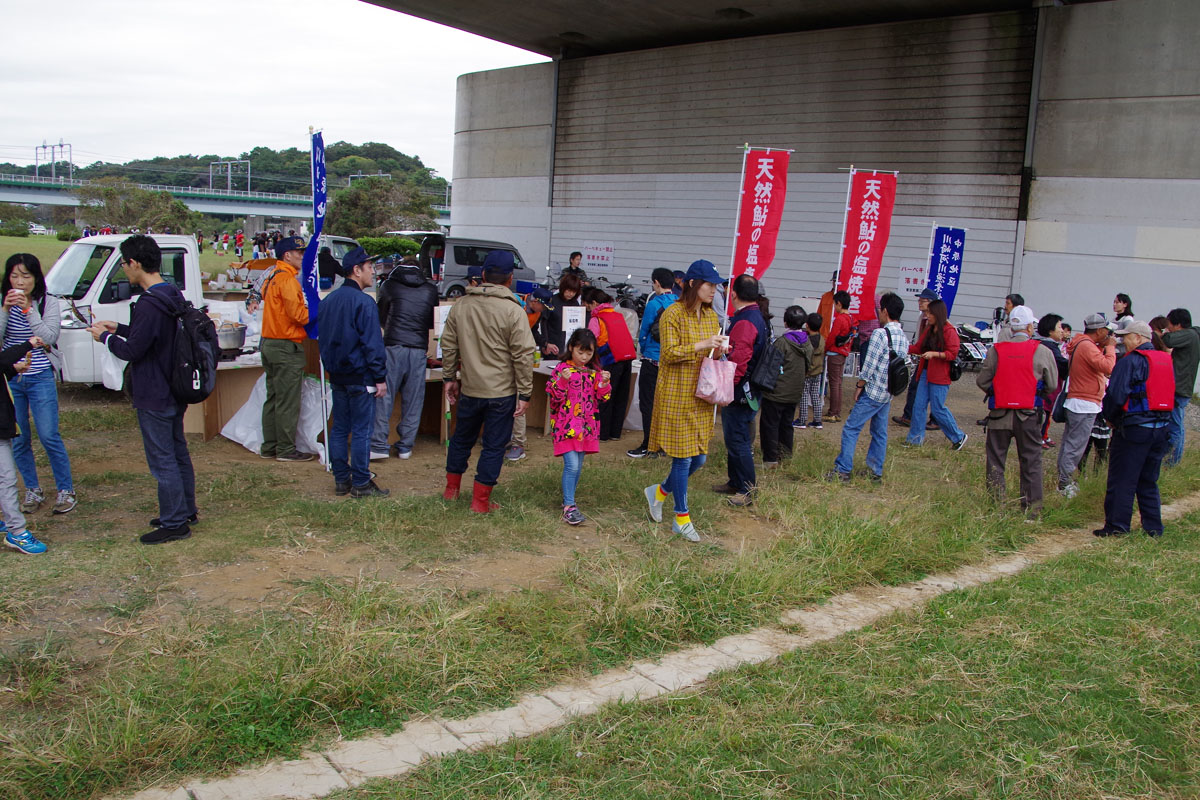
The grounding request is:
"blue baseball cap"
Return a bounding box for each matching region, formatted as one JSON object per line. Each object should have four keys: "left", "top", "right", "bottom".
{"left": 273, "top": 235, "right": 306, "bottom": 259}
{"left": 531, "top": 286, "right": 553, "bottom": 303}
{"left": 341, "top": 246, "right": 376, "bottom": 273}
{"left": 917, "top": 287, "right": 939, "bottom": 301}
{"left": 684, "top": 259, "right": 722, "bottom": 284}
{"left": 466, "top": 265, "right": 483, "bottom": 280}
{"left": 482, "top": 250, "right": 516, "bottom": 274}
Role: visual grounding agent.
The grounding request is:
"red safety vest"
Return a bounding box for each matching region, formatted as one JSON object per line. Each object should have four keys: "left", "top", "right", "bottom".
{"left": 991, "top": 340, "right": 1040, "bottom": 409}
{"left": 1124, "top": 350, "right": 1174, "bottom": 412}
{"left": 595, "top": 308, "right": 636, "bottom": 364}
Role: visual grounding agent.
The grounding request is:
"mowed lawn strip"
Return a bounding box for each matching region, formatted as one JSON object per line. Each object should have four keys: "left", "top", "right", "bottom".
{"left": 2, "top": 384, "right": 1198, "bottom": 799}
{"left": 330, "top": 511, "right": 1200, "bottom": 800}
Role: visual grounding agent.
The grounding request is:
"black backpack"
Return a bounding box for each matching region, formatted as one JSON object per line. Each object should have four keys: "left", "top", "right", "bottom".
{"left": 883, "top": 327, "right": 910, "bottom": 396}
{"left": 143, "top": 293, "right": 219, "bottom": 404}
{"left": 749, "top": 338, "right": 786, "bottom": 392}
{"left": 649, "top": 301, "right": 669, "bottom": 343}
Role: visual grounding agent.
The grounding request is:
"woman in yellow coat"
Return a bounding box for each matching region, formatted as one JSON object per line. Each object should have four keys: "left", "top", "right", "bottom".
{"left": 643, "top": 259, "right": 730, "bottom": 542}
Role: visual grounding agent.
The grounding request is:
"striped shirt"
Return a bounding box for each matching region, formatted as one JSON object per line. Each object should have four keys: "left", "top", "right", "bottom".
{"left": 4, "top": 305, "right": 50, "bottom": 375}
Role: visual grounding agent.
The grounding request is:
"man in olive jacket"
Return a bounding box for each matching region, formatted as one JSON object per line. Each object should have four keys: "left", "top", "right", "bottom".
{"left": 441, "top": 250, "right": 536, "bottom": 513}
{"left": 1161, "top": 308, "right": 1199, "bottom": 466}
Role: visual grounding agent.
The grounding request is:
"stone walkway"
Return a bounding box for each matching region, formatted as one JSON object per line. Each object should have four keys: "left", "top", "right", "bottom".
{"left": 120, "top": 493, "right": 1200, "bottom": 800}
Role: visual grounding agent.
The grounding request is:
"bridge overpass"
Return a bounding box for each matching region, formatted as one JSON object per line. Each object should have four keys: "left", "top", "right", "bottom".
{"left": 0, "top": 173, "right": 451, "bottom": 223}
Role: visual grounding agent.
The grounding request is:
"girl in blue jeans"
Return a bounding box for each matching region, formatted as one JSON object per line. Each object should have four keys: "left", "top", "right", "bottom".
{"left": 1, "top": 255, "right": 75, "bottom": 515}
{"left": 905, "top": 299, "right": 967, "bottom": 450}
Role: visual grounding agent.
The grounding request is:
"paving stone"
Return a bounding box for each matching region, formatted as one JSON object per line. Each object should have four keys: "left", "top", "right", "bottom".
{"left": 123, "top": 787, "right": 191, "bottom": 800}
{"left": 711, "top": 629, "right": 805, "bottom": 664}
{"left": 585, "top": 669, "right": 671, "bottom": 703}
{"left": 189, "top": 754, "right": 347, "bottom": 800}
{"left": 630, "top": 645, "right": 740, "bottom": 691}
{"left": 440, "top": 695, "right": 567, "bottom": 750}
{"left": 541, "top": 683, "right": 607, "bottom": 717}
{"left": 398, "top": 718, "right": 466, "bottom": 758}
{"left": 324, "top": 731, "right": 424, "bottom": 782}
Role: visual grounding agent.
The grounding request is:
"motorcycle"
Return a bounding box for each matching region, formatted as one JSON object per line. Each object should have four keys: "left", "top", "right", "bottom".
{"left": 593, "top": 273, "right": 649, "bottom": 315}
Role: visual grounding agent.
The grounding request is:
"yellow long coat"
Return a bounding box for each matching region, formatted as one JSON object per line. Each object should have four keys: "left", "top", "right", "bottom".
{"left": 647, "top": 301, "right": 720, "bottom": 458}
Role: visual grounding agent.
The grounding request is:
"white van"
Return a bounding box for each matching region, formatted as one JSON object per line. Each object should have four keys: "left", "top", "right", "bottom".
{"left": 46, "top": 234, "right": 206, "bottom": 385}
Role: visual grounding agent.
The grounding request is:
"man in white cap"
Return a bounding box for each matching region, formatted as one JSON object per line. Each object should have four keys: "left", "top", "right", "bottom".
{"left": 1057, "top": 312, "right": 1117, "bottom": 498}
{"left": 1095, "top": 319, "right": 1173, "bottom": 537}
{"left": 976, "top": 305, "right": 1057, "bottom": 516}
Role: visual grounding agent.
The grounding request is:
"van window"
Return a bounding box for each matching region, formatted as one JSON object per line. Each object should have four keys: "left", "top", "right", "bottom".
{"left": 453, "top": 246, "right": 522, "bottom": 270}
{"left": 326, "top": 239, "right": 356, "bottom": 261}
{"left": 45, "top": 243, "right": 114, "bottom": 300}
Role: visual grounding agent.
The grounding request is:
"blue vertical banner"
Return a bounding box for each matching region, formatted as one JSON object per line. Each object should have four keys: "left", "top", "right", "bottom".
{"left": 926, "top": 225, "right": 966, "bottom": 314}
{"left": 302, "top": 130, "right": 326, "bottom": 339}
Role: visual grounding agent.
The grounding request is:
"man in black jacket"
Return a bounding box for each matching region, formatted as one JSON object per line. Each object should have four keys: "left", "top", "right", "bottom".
{"left": 88, "top": 235, "right": 197, "bottom": 545}
{"left": 372, "top": 256, "right": 438, "bottom": 460}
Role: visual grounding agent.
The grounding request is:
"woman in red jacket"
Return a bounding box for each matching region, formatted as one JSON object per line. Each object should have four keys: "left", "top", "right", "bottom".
{"left": 905, "top": 299, "right": 967, "bottom": 449}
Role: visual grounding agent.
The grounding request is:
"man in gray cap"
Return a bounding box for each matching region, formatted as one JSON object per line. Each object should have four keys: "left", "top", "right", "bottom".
{"left": 1057, "top": 312, "right": 1117, "bottom": 498}
{"left": 1095, "top": 319, "right": 1172, "bottom": 536}
{"left": 976, "top": 305, "right": 1057, "bottom": 516}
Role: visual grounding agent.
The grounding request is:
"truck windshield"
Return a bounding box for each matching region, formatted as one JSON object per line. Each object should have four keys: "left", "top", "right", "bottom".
{"left": 45, "top": 243, "right": 115, "bottom": 300}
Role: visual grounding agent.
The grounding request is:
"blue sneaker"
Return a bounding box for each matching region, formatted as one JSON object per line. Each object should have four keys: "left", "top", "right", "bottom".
{"left": 5, "top": 529, "right": 47, "bottom": 555}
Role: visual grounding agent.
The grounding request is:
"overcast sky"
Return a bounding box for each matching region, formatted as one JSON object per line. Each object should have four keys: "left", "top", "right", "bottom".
{"left": 1, "top": 0, "right": 545, "bottom": 181}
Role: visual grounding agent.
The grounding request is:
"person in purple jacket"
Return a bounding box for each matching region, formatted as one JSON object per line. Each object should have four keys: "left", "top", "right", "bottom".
{"left": 88, "top": 235, "right": 197, "bottom": 545}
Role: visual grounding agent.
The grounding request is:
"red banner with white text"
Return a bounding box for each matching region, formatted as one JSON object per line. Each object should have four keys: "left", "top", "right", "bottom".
{"left": 731, "top": 149, "right": 790, "bottom": 282}
{"left": 836, "top": 170, "right": 898, "bottom": 322}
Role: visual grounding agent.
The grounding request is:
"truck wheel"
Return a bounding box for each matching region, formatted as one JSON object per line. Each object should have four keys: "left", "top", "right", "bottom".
{"left": 445, "top": 285, "right": 465, "bottom": 299}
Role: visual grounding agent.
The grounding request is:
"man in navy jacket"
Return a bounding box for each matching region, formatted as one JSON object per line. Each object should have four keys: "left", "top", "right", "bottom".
{"left": 318, "top": 247, "right": 389, "bottom": 498}
{"left": 89, "top": 235, "right": 197, "bottom": 544}
{"left": 1096, "top": 320, "right": 1173, "bottom": 537}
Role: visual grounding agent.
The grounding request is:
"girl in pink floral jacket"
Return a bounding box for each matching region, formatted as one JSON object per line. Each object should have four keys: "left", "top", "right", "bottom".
{"left": 547, "top": 329, "right": 611, "bottom": 525}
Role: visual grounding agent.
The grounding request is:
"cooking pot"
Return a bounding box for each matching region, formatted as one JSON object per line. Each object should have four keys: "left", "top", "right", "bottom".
{"left": 216, "top": 322, "right": 247, "bottom": 350}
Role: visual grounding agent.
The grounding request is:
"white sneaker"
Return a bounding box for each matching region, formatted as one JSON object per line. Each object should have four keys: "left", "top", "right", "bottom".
{"left": 643, "top": 484, "right": 663, "bottom": 523}
{"left": 396, "top": 450, "right": 412, "bottom": 460}
{"left": 1058, "top": 482, "right": 1079, "bottom": 499}
{"left": 672, "top": 519, "right": 701, "bottom": 542}
{"left": 370, "top": 451, "right": 391, "bottom": 461}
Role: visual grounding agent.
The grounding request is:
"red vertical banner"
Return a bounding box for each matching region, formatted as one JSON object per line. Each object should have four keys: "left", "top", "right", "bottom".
{"left": 836, "top": 169, "right": 898, "bottom": 322}
{"left": 731, "top": 149, "right": 790, "bottom": 282}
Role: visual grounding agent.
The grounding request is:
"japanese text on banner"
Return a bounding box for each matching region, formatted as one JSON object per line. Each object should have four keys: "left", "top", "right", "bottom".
{"left": 301, "top": 131, "right": 326, "bottom": 339}
{"left": 925, "top": 226, "right": 966, "bottom": 315}
{"left": 731, "top": 150, "right": 790, "bottom": 282}
{"left": 836, "top": 170, "right": 897, "bottom": 323}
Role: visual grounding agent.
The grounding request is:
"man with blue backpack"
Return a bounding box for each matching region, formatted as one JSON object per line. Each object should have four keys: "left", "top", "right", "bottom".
{"left": 627, "top": 268, "right": 677, "bottom": 459}
{"left": 88, "top": 235, "right": 199, "bottom": 545}
{"left": 975, "top": 305, "right": 1057, "bottom": 517}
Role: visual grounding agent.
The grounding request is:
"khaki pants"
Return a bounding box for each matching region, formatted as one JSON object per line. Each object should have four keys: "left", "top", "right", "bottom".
{"left": 260, "top": 338, "right": 306, "bottom": 457}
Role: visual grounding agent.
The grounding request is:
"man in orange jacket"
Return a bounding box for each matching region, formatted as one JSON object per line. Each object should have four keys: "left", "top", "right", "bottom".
{"left": 260, "top": 236, "right": 313, "bottom": 462}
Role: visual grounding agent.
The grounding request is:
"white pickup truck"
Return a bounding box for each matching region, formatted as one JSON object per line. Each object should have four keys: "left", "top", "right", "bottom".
{"left": 45, "top": 234, "right": 208, "bottom": 385}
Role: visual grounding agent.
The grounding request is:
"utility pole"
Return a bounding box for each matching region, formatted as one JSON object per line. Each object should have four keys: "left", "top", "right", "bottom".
{"left": 209, "top": 159, "right": 251, "bottom": 191}
{"left": 34, "top": 140, "right": 73, "bottom": 180}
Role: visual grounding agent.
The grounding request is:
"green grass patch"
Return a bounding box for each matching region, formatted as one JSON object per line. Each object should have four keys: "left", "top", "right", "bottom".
{"left": 331, "top": 512, "right": 1200, "bottom": 800}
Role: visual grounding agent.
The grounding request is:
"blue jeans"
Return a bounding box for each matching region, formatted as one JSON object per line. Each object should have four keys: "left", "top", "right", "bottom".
{"left": 136, "top": 407, "right": 196, "bottom": 528}
{"left": 661, "top": 454, "right": 708, "bottom": 515}
{"left": 834, "top": 394, "right": 892, "bottom": 477}
{"left": 1104, "top": 424, "right": 1170, "bottom": 534}
{"left": 372, "top": 345, "right": 428, "bottom": 454}
{"left": 906, "top": 374, "right": 965, "bottom": 446}
{"left": 1167, "top": 396, "right": 1188, "bottom": 466}
{"left": 722, "top": 402, "right": 758, "bottom": 493}
{"left": 561, "top": 450, "right": 584, "bottom": 507}
{"left": 330, "top": 384, "right": 375, "bottom": 487}
{"left": 446, "top": 394, "right": 516, "bottom": 487}
{"left": 10, "top": 369, "right": 73, "bottom": 492}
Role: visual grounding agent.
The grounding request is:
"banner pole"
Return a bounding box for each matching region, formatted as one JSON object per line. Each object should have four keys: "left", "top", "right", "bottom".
{"left": 723, "top": 143, "right": 751, "bottom": 335}
{"left": 822, "top": 165, "right": 856, "bottom": 408}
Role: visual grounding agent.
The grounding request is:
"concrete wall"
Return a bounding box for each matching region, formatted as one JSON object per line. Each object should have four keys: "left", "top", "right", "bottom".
{"left": 546, "top": 10, "right": 1035, "bottom": 328}
{"left": 1021, "top": 0, "right": 1200, "bottom": 330}
{"left": 451, "top": 62, "right": 556, "bottom": 269}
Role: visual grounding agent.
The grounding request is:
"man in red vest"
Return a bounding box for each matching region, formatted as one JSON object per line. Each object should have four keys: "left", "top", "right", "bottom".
{"left": 976, "top": 305, "right": 1057, "bottom": 516}
{"left": 1095, "top": 320, "right": 1173, "bottom": 537}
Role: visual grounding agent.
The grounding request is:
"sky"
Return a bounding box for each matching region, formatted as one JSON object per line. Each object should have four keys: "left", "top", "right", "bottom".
{"left": 0, "top": 0, "right": 546, "bottom": 182}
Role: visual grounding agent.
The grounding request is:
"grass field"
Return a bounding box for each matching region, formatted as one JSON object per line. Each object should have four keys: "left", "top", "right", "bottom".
{"left": 329, "top": 512, "right": 1200, "bottom": 799}
{"left": 0, "top": 233, "right": 262, "bottom": 279}
{"left": 0, "top": 340, "right": 1197, "bottom": 799}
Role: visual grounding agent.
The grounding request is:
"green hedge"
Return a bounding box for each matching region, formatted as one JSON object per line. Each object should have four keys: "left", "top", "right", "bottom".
{"left": 357, "top": 236, "right": 420, "bottom": 258}
{"left": 57, "top": 225, "right": 82, "bottom": 241}
{"left": 0, "top": 223, "right": 30, "bottom": 238}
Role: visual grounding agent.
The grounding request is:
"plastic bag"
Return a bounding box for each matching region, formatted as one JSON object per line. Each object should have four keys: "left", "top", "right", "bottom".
{"left": 221, "top": 373, "right": 333, "bottom": 465}
{"left": 695, "top": 355, "right": 735, "bottom": 407}
{"left": 98, "top": 346, "right": 128, "bottom": 392}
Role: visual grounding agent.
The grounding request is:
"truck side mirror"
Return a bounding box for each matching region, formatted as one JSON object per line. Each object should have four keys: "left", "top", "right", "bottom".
{"left": 106, "top": 280, "right": 132, "bottom": 303}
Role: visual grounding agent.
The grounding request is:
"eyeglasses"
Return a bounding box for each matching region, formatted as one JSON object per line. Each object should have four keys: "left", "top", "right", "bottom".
{"left": 120, "top": 258, "right": 132, "bottom": 266}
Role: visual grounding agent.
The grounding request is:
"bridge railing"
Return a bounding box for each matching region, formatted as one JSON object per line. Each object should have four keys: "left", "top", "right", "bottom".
{"left": 0, "top": 172, "right": 450, "bottom": 211}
